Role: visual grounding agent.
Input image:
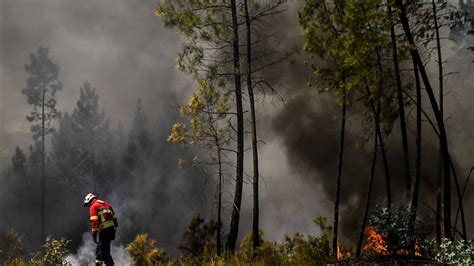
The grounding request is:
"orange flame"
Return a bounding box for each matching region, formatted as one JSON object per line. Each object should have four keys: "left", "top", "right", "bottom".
{"left": 336, "top": 242, "right": 351, "bottom": 260}
{"left": 337, "top": 243, "right": 343, "bottom": 260}
{"left": 363, "top": 227, "right": 422, "bottom": 257}
{"left": 364, "top": 227, "right": 388, "bottom": 256}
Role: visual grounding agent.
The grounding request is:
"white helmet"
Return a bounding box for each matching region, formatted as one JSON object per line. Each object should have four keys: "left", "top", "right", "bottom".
{"left": 83, "top": 193, "right": 97, "bottom": 207}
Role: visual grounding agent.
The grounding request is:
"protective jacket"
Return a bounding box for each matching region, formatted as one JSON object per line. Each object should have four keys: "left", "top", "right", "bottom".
{"left": 89, "top": 198, "right": 118, "bottom": 236}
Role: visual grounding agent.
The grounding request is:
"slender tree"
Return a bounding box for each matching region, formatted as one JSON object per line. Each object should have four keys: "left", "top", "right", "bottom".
{"left": 410, "top": 61, "right": 422, "bottom": 219}
{"left": 389, "top": 5, "right": 411, "bottom": 199}
{"left": 394, "top": 0, "right": 453, "bottom": 239}
{"left": 300, "top": 0, "right": 399, "bottom": 257}
{"left": 240, "top": 0, "right": 288, "bottom": 251}
{"left": 158, "top": 0, "right": 287, "bottom": 251}
{"left": 356, "top": 131, "right": 378, "bottom": 257}
{"left": 21, "top": 47, "right": 62, "bottom": 242}
{"left": 243, "top": 0, "right": 261, "bottom": 251}
{"left": 333, "top": 95, "right": 346, "bottom": 258}
{"left": 226, "top": 0, "right": 245, "bottom": 252}
{"left": 157, "top": 1, "right": 245, "bottom": 251}
{"left": 432, "top": 0, "right": 446, "bottom": 243}
{"left": 168, "top": 80, "right": 232, "bottom": 255}
{"left": 299, "top": 1, "right": 348, "bottom": 257}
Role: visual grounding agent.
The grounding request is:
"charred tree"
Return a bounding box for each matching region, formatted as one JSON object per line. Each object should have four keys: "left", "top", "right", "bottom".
{"left": 216, "top": 145, "right": 223, "bottom": 256}
{"left": 411, "top": 61, "right": 422, "bottom": 217}
{"left": 356, "top": 131, "right": 378, "bottom": 257}
{"left": 332, "top": 95, "right": 346, "bottom": 259}
{"left": 433, "top": 0, "right": 446, "bottom": 243}
{"left": 226, "top": 0, "right": 245, "bottom": 252}
{"left": 394, "top": 0, "right": 453, "bottom": 240}
{"left": 389, "top": 5, "right": 411, "bottom": 199}
{"left": 243, "top": 0, "right": 261, "bottom": 251}
{"left": 22, "top": 47, "right": 62, "bottom": 242}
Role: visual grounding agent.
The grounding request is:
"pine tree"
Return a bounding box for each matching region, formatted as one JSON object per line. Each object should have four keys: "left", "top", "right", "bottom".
{"left": 70, "top": 81, "right": 111, "bottom": 193}
{"left": 125, "top": 98, "right": 152, "bottom": 170}
{"left": 11, "top": 147, "right": 27, "bottom": 176}
{"left": 21, "top": 47, "right": 62, "bottom": 242}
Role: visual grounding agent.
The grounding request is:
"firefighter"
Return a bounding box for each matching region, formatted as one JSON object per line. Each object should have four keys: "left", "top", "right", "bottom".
{"left": 83, "top": 193, "right": 118, "bottom": 266}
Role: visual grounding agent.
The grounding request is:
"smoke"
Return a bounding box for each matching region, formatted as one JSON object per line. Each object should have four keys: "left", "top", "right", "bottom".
{"left": 65, "top": 233, "right": 131, "bottom": 266}
{"left": 266, "top": 0, "right": 474, "bottom": 243}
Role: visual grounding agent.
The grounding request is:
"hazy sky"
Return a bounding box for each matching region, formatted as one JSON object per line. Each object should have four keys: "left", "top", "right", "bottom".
{"left": 0, "top": 0, "right": 193, "bottom": 135}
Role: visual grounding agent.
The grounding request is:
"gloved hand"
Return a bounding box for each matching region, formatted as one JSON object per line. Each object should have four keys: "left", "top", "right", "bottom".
{"left": 92, "top": 233, "right": 98, "bottom": 243}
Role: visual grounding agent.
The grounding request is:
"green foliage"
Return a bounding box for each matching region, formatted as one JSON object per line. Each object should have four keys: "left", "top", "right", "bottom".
{"left": 28, "top": 236, "right": 71, "bottom": 265}
{"left": 22, "top": 46, "right": 62, "bottom": 140}
{"left": 159, "top": 1, "right": 233, "bottom": 173}
{"left": 174, "top": 216, "right": 340, "bottom": 265}
{"left": 299, "top": 0, "right": 404, "bottom": 138}
{"left": 237, "top": 230, "right": 284, "bottom": 264}
{"left": 235, "top": 216, "right": 339, "bottom": 265}
{"left": 434, "top": 239, "right": 474, "bottom": 264}
{"left": 126, "top": 233, "right": 169, "bottom": 266}
{"left": 279, "top": 216, "right": 334, "bottom": 264}
{"left": 168, "top": 80, "right": 231, "bottom": 152}
{"left": 178, "top": 215, "right": 217, "bottom": 259}
{"left": 42, "top": 236, "right": 71, "bottom": 265}
{"left": 157, "top": 1, "right": 233, "bottom": 81}
{"left": 3, "top": 258, "right": 27, "bottom": 266}
{"left": 0, "top": 229, "right": 25, "bottom": 264}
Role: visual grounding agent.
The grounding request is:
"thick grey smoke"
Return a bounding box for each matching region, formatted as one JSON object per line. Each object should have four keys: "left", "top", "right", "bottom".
{"left": 266, "top": 0, "right": 474, "bottom": 243}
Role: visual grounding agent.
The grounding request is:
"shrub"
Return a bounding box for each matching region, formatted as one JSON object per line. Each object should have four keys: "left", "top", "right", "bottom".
{"left": 28, "top": 236, "right": 71, "bottom": 265}
{"left": 434, "top": 238, "right": 474, "bottom": 264}
{"left": 127, "top": 233, "right": 169, "bottom": 266}
{"left": 0, "top": 229, "right": 25, "bottom": 264}
{"left": 177, "top": 215, "right": 217, "bottom": 259}
{"left": 237, "top": 230, "right": 285, "bottom": 265}
{"left": 280, "top": 216, "right": 333, "bottom": 264}
{"left": 368, "top": 205, "right": 425, "bottom": 257}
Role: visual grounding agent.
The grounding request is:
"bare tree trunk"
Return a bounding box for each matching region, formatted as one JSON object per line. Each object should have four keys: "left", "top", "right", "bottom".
{"left": 377, "top": 115, "right": 391, "bottom": 208}
{"left": 356, "top": 130, "right": 378, "bottom": 258}
{"left": 394, "top": 0, "right": 452, "bottom": 240}
{"left": 332, "top": 95, "right": 346, "bottom": 259}
{"left": 450, "top": 158, "right": 467, "bottom": 239}
{"left": 243, "top": 0, "right": 261, "bottom": 252}
{"left": 226, "top": 0, "right": 245, "bottom": 252}
{"left": 365, "top": 84, "right": 391, "bottom": 207}
{"left": 454, "top": 166, "right": 472, "bottom": 239}
{"left": 432, "top": 0, "right": 444, "bottom": 242}
{"left": 217, "top": 148, "right": 223, "bottom": 256}
{"left": 375, "top": 48, "right": 392, "bottom": 207}
{"left": 389, "top": 5, "right": 411, "bottom": 199}
{"left": 41, "top": 88, "right": 46, "bottom": 242}
{"left": 411, "top": 61, "right": 422, "bottom": 215}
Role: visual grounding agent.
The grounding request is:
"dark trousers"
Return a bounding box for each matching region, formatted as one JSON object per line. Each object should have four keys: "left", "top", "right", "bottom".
{"left": 96, "top": 229, "right": 115, "bottom": 266}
